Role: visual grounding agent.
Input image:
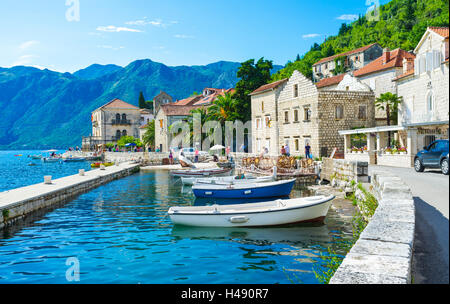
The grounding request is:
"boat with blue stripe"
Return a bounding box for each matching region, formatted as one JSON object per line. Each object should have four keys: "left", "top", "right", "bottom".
{"left": 192, "top": 179, "right": 296, "bottom": 199}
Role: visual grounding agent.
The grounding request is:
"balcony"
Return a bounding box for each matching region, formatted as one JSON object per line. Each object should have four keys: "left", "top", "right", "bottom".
{"left": 111, "top": 119, "right": 132, "bottom": 125}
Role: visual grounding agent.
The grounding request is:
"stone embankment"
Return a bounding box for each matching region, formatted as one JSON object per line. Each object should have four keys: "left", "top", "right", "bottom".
{"left": 329, "top": 169, "right": 415, "bottom": 284}
{"left": 0, "top": 162, "right": 140, "bottom": 230}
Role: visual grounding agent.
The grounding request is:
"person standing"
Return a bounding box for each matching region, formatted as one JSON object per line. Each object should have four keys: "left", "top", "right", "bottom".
{"left": 194, "top": 148, "right": 199, "bottom": 163}
{"left": 169, "top": 149, "right": 174, "bottom": 164}
{"left": 281, "top": 146, "right": 286, "bottom": 156}
{"left": 305, "top": 143, "right": 311, "bottom": 159}
{"left": 226, "top": 146, "right": 230, "bottom": 160}
{"left": 285, "top": 143, "right": 290, "bottom": 157}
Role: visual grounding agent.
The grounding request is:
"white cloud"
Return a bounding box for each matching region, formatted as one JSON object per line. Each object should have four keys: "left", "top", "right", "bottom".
{"left": 11, "top": 54, "right": 37, "bottom": 66}
{"left": 302, "top": 33, "right": 320, "bottom": 39}
{"left": 174, "top": 34, "right": 195, "bottom": 39}
{"left": 336, "top": 14, "right": 359, "bottom": 21}
{"left": 125, "top": 18, "right": 177, "bottom": 28}
{"left": 19, "top": 40, "right": 40, "bottom": 50}
{"left": 96, "top": 25, "right": 143, "bottom": 33}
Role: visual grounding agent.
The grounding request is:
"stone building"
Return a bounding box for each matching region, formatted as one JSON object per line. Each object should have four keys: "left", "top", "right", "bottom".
{"left": 312, "top": 43, "right": 383, "bottom": 82}
{"left": 250, "top": 71, "right": 375, "bottom": 158}
{"left": 82, "top": 98, "right": 141, "bottom": 151}
{"left": 153, "top": 91, "right": 173, "bottom": 114}
{"left": 154, "top": 88, "right": 235, "bottom": 152}
{"left": 338, "top": 27, "right": 449, "bottom": 168}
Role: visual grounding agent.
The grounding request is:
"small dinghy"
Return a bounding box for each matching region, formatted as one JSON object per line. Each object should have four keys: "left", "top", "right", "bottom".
{"left": 181, "top": 174, "right": 275, "bottom": 186}
{"left": 192, "top": 179, "right": 296, "bottom": 199}
{"left": 168, "top": 195, "right": 335, "bottom": 227}
{"left": 170, "top": 167, "right": 232, "bottom": 178}
{"left": 42, "top": 157, "right": 61, "bottom": 163}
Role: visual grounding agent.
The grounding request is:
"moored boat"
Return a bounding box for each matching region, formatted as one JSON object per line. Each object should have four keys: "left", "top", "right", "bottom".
{"left": 168, "top": 194, "right": 335, "bottom": 227}
{"left": 63, "top": 157, "right": 86, "bottom": 162}
{"left": 192, "top": 178, "right": 296, "bottom": 199}
{"left": 170, "top": 167, "right": 232, "bottom": 178}
{"left": 181, "top": 174, "right": 275, "bottom": 186}
{"left": 42, "top": 157, "right": 62, "bottom": 163}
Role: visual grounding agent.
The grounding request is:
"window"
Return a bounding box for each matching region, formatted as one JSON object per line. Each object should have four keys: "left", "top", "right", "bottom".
{"left": 265, "top": 139, "right": 270, "bottom": 151}
{"left": 122, "top": 114, "right": 127, "bottom": 122}
{"left": 427, "top": 93, "right": 434, "bottom": 113}
{"left": 122, "top": 130, "right": 127, "bottom": 137}
{"left": 304, "top": 107, "right": 311, "bottom": 121}
{"left": 294, "top": 138, "right": 300, "bottom": 151}
{"left": 335, "top": 105, "right": 344, "bottom": 119}
{"left": 261, "top": 102, "right": 264, "bottom": 112}
{"left": 256, "top": 118, "right": 261, "bottom": 129}
{"left": 115, "top": 113, "right": 121, "bottom": 122}
{"left": 257, "top": 139, "right": 261, "bottom": 152}
{"left": 325, "top": 63, "right": 328, "bottom": 69}
{"left": 265, "top": 116, "right": 271, "bottom": 128}
{"left": 159, "top": 119, "right": 163, "bottom": 128}
{"left": 116, "top": 130, "right": 121, "bottom": 139}
{"left": 358, "top": 105, "right": 367, "bottom": 119}
{"left": 424, "top": 135, "right": 436, "bottom": 148}
{"left": 294, "top": 110, "right": 299, "bottom": 122}
{"left": 294, "top": 84, "right": 299, "bottom": 98}
{"left": 284, "top": 111, "right": 289, "bottom": 123}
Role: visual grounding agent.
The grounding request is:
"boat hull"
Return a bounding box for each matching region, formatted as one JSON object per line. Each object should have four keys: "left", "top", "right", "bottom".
{"left": 171, "top": 168, "right": 232, "bottom": 178}
{"left": 169, "top": 195, "right": 334, "bottom": 227}
{"left": 181, "top": 175, "right": 274, "bottom": 186}
{"left": 192, "top": 179, "right": 295, "bottom": 199}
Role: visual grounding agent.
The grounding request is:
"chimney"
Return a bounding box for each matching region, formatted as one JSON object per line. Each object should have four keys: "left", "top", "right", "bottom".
{"left": 402, "top": 57, "right": 414, "bottom": 74}
{"left": 382, "top": 48, "right": 390, "bottom": 65}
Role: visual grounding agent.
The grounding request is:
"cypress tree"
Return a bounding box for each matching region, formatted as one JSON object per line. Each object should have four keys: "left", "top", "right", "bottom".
{"left": 138, "top": 92, "right": 146, "bottom": 109}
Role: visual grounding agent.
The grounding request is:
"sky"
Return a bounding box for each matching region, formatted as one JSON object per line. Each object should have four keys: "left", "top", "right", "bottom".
{"left": 0, "top": 0, "right": 390, "bottom": 73}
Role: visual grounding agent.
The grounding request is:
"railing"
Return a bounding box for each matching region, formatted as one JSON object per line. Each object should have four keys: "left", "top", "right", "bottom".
{"left": 111, "top": 119, "right": 132, "bottom": 125}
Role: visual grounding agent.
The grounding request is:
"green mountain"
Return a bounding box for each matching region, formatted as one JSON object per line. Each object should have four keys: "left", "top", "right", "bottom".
{"left": 0, "top": 60, "right": 282, "bottom": 150}
{"left": 272, "top": 0, "right": 449, "bottom": 81}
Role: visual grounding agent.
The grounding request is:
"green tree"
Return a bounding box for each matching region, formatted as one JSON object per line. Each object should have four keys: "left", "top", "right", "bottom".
{"left": 138, "top": 91, "right": 146, "bottom": 109}
{"left": 142, "top": 120, "right": 155, "bottom": 149}
{"left": 208, "top": 93, "right": 239, "bottom": 124}
{"left": 117, "top": 136, "right": 143, "bottom": 148}
{"left": 375, "top": 92, "right": 403, "bottom": 145}
{"left": 234, "top": 58, "right": 273, "bottom": 121}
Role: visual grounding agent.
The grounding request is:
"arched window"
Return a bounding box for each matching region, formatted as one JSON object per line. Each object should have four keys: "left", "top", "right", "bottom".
{"left": 116, "top": 130, "right": 121, "bottom": 139}
{"left": 122, "top": 130, "right": 127, "bottom": 137}
{"left": 122, "top": 114, "right": 127, "bottom": 122}
{"left": 116, "top": 113, "right": 121, "bottom": 122}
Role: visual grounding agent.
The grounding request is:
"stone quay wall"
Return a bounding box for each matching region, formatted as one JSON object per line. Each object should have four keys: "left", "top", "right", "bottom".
{"left": 104, "top": 152, "right": 170, "bottom": 165}
{"left": 0, "top": 163, "right": 140, "bottom": 230}
{"left": 330, "top": 170, "right": 415, "bottom": 284}
{"left": 321, "top": 157, "right": 369, "bottom": 185}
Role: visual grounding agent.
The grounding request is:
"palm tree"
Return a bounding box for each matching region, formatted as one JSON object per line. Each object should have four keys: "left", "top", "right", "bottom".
{"left": 375, "top": 92, "right": 402, "bottom": 146}
{"left": 142, "top": 120, "right": 155, "bottom": 150}
{"left": 169, "top": 107, "right": 210, "bottom": 148}
{"left": 208, "top": 93, "right": 239, "bottom": 124}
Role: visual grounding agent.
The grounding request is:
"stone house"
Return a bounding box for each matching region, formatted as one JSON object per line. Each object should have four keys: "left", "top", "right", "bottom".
{"left": 154, "top": 88, "right": 235, "bottom": 152}
{"left": 312, "top": 43, "right": 383, "bottom": 82}
{"left": 82, "top": 98, "right": 141, "bottom": 150}
{"left": 153, "top": 91, "right": 173, "bottom": 114}
{"left": 338, "top": 27, "right": 449, "bottom": 168}
{"left": 250, "top": 71, "right": 375, "bottom": 158}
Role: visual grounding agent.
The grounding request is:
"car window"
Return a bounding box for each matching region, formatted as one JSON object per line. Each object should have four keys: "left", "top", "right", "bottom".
{"left": 437, "top": 141, "right": 449, "bottom": 152}
{"left": 428, "top": 142, "right": 438, "bottom": 151}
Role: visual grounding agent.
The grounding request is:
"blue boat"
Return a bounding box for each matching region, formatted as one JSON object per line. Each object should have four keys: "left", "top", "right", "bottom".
{"left": 191, "top": 179, "right": 296, "bottom": 199}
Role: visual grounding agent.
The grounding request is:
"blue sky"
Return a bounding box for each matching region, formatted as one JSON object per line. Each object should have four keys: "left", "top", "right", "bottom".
{"left": 0, "top": 0, "right": 390, "bottom": 73}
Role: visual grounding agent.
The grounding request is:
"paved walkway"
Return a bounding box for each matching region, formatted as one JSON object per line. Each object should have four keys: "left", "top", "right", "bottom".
{"left": 369, "top": 165, "right": 449, "bottom": 284}
{"left": 0, "top": 162, "right": 139, "bottom": 209}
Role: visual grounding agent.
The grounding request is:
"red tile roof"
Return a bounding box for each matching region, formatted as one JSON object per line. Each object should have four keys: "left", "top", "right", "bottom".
{"left": 193, "top": 88, "right": 235, "bottom": 105}
{"left": 172, "top": 95, "right": 203, "bottom": 106}
{"left": 315, "top": 74, "right": 345, "bottom": 88}
{"left": 160, "top": 104, "right": 206, "bottom": 116}
{"left": 139, "top": 124, "right": 148, "bottom": 129}
{"left": 429, "top": 27, "right": 449, "bottom": 38}
{"left": 94, "top": 98, "right": 139, "bottom": 112}
{"left": 250, "top": 79, "right": 288, "bottom": 95}
{"left": 354, "top": 49, "right": 416, "bottom": 77}
{"left": 313, "top": 43, "right": 380, "bottom": 66}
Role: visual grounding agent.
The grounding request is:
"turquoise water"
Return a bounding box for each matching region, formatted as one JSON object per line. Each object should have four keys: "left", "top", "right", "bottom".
{"left": 0, "top": 150, "right": 92, "bottom": 192}
{"left": 0, "top": 151, "right": 354, "bottom": 284}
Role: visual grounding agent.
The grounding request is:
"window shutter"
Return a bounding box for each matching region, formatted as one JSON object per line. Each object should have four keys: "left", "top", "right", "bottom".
{"left": 414, "top": 59, "right": 419, "bottom": 75}
{"left": 426, "top": 52, "right": 433, "bottom": 72}
{"left": 433, "top": 50, "right": 441, "bottom": 69}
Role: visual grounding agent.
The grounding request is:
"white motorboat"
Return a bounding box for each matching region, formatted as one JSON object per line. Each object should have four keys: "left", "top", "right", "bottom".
{"left": 181, "top": 174, "right": 275, "bottom": 186}
{"left": 170, "top": 167, "right": 232, "bottom": 178}
{"left": 42, "top": 157, "right": 62, "bottom": 163}
{"left": 168, "top": 195, "right": 335, "bottom": 227}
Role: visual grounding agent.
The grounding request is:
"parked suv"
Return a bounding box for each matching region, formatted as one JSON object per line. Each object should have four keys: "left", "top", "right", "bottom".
{"left": 414, "top": 139, "right": 449, "bottom": 175}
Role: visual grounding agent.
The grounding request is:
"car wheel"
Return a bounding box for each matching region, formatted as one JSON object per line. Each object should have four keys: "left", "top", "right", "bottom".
{"left": 441, "top": 159, "right": 449, "bottom": 175}
{"left": 414, "top": 158, "right": 425, "bottom": 172}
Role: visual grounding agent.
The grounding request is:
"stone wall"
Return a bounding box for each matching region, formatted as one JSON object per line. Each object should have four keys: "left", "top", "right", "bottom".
{"left": 321, "top": 158, "right": 369, "bottom": 185}
{"left": 105, "top": 152, "right": 170, "bottom": 165}
{"left": 330, "top": 170, "right": 415, "bottom": 284}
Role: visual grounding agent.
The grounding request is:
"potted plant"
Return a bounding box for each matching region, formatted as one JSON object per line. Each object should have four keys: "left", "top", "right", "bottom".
{"left": 399, "top": 146, "right": 407, "bottom": 154}
{"left": 351, "top": 146, "right": 359, "bottom": 154}
{"left": 384, "top": 147, "right": 392, "bottom": 155}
